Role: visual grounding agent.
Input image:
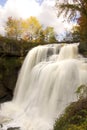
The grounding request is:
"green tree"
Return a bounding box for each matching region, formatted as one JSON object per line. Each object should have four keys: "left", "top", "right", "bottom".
{"left": 71, "top": 25, "right": 80, "bottom": 42}
{"left": 36, "top": 29, "right": 45, "bottom": 43}
{"left": 62, "top": 26, "right": 80, "bottom": 42}
{"left": 44, "top": 27, "right": 57, "bottom": 43}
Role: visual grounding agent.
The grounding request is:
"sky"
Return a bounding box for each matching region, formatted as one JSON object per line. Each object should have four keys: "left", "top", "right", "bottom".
{"left": 0, "top": 0, "right": 75, "bottom": 38}
{"left": 0, "top": 0, "right": 7, "bottom": 6}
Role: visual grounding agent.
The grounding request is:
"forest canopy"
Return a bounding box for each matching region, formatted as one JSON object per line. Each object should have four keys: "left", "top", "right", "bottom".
{"left": 5, "top": 16, "right": 57, "bottom": 43}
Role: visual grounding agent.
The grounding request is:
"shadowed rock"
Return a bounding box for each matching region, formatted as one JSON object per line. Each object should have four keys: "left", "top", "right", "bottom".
{"left": 7, "top": 127, "right": 20, "bottom": 130}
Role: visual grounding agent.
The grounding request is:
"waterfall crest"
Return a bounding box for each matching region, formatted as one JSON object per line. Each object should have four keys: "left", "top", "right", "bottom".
{"left": 0, "top": 44, "right": 87, "bottom": 130}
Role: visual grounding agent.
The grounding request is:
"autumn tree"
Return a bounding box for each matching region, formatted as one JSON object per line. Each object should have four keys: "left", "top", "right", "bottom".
{"left": 22, "top": 16, "right": 42, "bottom": 42}
{"left": 5, "top": 17, "right": 23, "bottom": 40}
{"left": 56, "top": 0, "right": 87, "bottom": 51}
{"left": 5, "top": 16, "right": 57, "bottom": 43}
{"left": 78, "top": 15, "right": 87, "bottom": 43}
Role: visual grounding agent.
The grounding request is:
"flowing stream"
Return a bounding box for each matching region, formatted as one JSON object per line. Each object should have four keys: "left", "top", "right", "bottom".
{"left": 0, "top": 43, "right": 87, "bottom": 130}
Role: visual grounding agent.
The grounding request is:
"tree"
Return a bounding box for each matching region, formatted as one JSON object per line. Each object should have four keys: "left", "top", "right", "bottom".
{"left": 5, "top": 17, "right": 23, "bottom": 40}
{"left": 44, "top": 27, "right": 57, "bottom": 43}
{"left": 56, "top": 0, "right": 87, "bottom": 45}
{"left": 62, "top": 26, "right": 80, "bottom": 42}
{"left": 56, "top": 0, "right": 87, "bottom": 21}
{"left": 35, "top": 29, "right": 45, "bottom": 43}
{"left": 5, "top": 16, "right": 57, "bottom": 43}
{"left": 78, "top": 15, "right": 87, "bottom": 43}
{"left": 71, "top": 25, "right": 80, "bottom": 42}
{"left": 22, "top": 16, "right": 42, "bottom": 42}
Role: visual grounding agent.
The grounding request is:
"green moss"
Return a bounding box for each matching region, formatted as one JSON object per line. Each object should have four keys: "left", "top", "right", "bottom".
{"left": 54, "top": 98, "right": 87, "bottom": 130}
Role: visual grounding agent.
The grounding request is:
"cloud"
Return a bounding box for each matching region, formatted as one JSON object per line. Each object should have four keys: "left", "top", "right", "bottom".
{"left": 38, "top": 3, "right": 65, "bottom": 33}
{"left": 2, "top": 0, "right": 41, "bottom": 19}
{"left": 0, "top": 0, "right": 73, "bottom": 36}
{"left": 38, "top": 1, "right": 73, "bottom": 33}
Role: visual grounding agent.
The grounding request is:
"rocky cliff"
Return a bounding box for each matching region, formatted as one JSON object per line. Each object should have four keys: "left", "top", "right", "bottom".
{"left": 0, "top": 38, "right": 29, "bottom": 103}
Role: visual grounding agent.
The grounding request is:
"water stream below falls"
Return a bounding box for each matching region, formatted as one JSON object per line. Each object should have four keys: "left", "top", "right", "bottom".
{"left": 0, "top": 44, "right": 87, "bottom": 130}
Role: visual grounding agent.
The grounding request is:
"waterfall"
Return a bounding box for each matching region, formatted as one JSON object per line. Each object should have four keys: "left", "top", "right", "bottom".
{"left": 0, "top": 44, "right": 87, "bottom": 130}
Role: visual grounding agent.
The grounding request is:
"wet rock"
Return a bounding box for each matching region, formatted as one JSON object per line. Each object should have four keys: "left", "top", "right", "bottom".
{"left": 0, "top": 124, "right": 3, "bottom": 128}
{"left": 7, "top": 127, "right": 20, "bottom": 130}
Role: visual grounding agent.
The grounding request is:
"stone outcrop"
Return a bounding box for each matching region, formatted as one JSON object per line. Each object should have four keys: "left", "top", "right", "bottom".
{"left": 0, "top": 38, "right": 35, "bottom": 103}
{"left": 0, "top": 38, "right": 26, "bottom": 102}
{"left": 0, "top": 57, "right": 22, "bottom": 103}
{"left": 7, "top": 127, "right": 20, "bottom": 130}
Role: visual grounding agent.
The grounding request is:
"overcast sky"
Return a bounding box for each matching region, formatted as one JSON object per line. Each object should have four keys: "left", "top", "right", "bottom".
{"left": 0, "top": 0, "right": 74, "bottom": 36}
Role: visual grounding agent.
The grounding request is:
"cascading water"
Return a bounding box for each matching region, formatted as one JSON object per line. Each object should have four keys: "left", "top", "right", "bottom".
{"left": 0, "top": 43, "right": 87, "bottom": 130}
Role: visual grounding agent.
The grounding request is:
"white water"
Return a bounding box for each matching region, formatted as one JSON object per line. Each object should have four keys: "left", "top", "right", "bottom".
{"left": 0, "top": 44, "right": 87, "bottom": 130}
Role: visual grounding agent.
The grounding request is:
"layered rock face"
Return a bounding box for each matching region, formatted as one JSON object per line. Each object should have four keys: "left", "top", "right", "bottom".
{"left": 0, "top": 57, "right": 22, "bottom": 103}
{"left": 0, "top": 40, "right": 24, "bottom": 103}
